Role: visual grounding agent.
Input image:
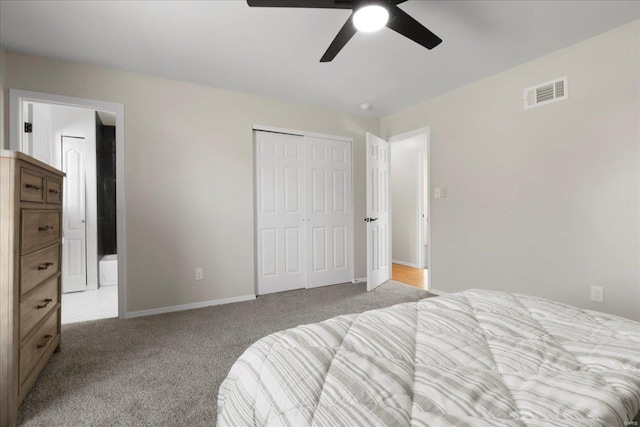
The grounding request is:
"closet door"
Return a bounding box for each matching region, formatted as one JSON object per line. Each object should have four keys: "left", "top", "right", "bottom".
{"left": 305, "top": 136, "right": 352, "bottom": 288}
{"left": 255, "top": 131, "right": 305, "bottom": 294}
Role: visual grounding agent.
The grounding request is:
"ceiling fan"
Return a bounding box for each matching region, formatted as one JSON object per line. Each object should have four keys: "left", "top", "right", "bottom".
{"left": 246, "top": 0, "right": 442, "bottom": 62}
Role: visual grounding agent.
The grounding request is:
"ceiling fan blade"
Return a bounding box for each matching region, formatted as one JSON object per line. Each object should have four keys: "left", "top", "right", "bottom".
{"left": 386, "top": 4, "right": 442, "bottom": 50}
{"left": 247, "top": 0, "right": 352, "bottom": 9}
{"left": 320, "top": 14, "right": 357, "bottom": 62}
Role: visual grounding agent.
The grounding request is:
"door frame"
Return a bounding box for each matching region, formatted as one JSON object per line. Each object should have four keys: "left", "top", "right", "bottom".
{"left": 388, "top": 127, "right": 431, "bottom": 290}
{"left": 252, "top": 124, "right": 355, "bottom": 293}
{"left": 9, "top": 89, "right": 127, "bottom": 319}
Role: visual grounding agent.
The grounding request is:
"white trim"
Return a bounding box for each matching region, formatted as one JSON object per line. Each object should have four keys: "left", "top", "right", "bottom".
{"left": 253, "top": 124, "right": 352, "bottom": 143}
{"left": 429, "top": 288, "right": 448, "bottom": 296}
{"left": 252, "top": 132, "right": 259, "bottom": 296}
{"left": 9, "top": 89, "right": 127, "bottom": 320}
{"left": 125, "top": 295, "right": 256, "bottom": 319}
{"left": 392, "top": 259, "right": 421, "bottom": 269}
{"left": 416, "top": 149, "right": 425, "bottom": 269}
{"left": 349, "top": 139, "right": 355, "bottom": 284}
{"left": 352, "top": 277, "right": 366, "bottom": 283}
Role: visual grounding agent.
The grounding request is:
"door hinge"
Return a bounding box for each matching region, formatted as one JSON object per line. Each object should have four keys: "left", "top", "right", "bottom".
{"left": 24, "top": 122, "right": 33, "bottom": 133}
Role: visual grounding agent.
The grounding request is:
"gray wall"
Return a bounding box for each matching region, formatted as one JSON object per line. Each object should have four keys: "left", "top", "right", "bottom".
{"left": 382, "top": 21, "right": 640, "bottom": 321}
{"left": 2, "top": 20, "right": 638, "bottom": 320}
{"left": 3, "top": 51, "right": 379, "bottom": 312}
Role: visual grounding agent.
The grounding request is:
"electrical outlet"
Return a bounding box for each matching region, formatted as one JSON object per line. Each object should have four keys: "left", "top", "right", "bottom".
{"left": 434, "top": 187, "right": 447, "bottom": 198}
{"left": 590, "top": 286, "right": 604, "bottom": 303}
{"left": 195, "top": 268, "right": 204, "bottom": 281}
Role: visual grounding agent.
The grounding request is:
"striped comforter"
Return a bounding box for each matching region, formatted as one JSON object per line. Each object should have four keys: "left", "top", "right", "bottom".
{"left": 218, "top": 290, "right": 640, "bottom": 426}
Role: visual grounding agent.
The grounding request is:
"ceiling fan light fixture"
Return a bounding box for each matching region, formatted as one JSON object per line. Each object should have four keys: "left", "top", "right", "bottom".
{"left": 353, "top": 5, "right": 389, "bottom": 33}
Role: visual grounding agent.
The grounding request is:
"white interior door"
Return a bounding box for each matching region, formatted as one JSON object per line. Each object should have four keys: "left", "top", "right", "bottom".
{"left": 62, "top": 136, "right": 88, "bottom": 293}
{"left": 366, "top": 132, "right": 390, "bottom": 291}
{"left": 255, "top": 131, "right": 305, "bottom": 294}
{"left": 30, "top": 103, "right": 53, "bottom": 165}
{"left": 304, "top": 136, "right": 352, "bottom": 288}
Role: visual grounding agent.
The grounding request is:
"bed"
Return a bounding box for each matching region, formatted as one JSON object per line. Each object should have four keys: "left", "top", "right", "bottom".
{"left": 218, "top": 289, "right": 640, "bottom": 426}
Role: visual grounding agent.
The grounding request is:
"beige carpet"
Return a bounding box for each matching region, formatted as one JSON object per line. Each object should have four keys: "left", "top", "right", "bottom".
{"left": 18, "top": 281, "right": 433, "bottom": 426}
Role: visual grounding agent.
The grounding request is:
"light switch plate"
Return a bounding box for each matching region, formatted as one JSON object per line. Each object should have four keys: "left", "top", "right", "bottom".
{"left": 434, "top": 187, "right": 446, "bottom": 198}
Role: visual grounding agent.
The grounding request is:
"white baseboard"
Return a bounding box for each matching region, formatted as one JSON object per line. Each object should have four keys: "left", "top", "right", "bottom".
{"left": 352, "top": 277, "right": 366, "bottom": 283}
{"left": 392, "top": 259, "right": 421, "bottom": 269}
{"left": 124, "top": 294, "right": 256, "bottom": 319}
{"left": 429, "top": 288, "right": 449, "bottom": 296}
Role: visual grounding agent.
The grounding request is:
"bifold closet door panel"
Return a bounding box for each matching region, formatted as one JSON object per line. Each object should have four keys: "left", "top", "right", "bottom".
{"left": 304, "top": 136, "right": 353, "bottom": 288}
{"left": 255, "top": 131, "right": 305, "bottom": 294}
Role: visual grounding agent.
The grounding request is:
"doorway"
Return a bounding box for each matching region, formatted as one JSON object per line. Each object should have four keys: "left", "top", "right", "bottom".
{"left": 389, "top": 128, "right": 430, "bottom": 290}
{"left": 9, "top": 89, "right": 126, "bottom": 320}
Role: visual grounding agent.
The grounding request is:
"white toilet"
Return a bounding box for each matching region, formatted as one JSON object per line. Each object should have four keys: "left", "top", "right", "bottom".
{"left": 99, "top": 254, "right": 118, "bottom": 287}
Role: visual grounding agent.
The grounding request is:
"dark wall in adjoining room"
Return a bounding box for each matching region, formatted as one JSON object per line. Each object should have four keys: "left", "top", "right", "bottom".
{"left": 96, "top": 113, "right": 117, "bottom": 257}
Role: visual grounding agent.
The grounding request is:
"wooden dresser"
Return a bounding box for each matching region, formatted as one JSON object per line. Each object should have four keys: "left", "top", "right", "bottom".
{"left": 1, "top": 150, "right": 65, "bottom": 427}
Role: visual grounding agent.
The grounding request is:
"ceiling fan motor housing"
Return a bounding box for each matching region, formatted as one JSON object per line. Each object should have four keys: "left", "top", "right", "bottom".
{"left": 246, "top": 0, "right": 442, "bottom": 62}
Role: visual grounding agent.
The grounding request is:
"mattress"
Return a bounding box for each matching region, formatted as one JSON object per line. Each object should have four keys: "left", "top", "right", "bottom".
{"left": 218, "top": 289, "right": 640, "bottom": 426}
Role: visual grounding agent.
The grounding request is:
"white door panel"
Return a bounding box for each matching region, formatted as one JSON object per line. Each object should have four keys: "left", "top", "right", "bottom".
{"left": 255, "top": 131, "right": 305, "bottom": 294}
{"left": 31, "top": 104, "right": 53, "bottom": 165}
{"left": 22, "top": 103, "right": 53, "bottom": 166}
{"left": 255, "top": 131, "right": 353, "bottom": 294}
{"left": 366, "top": 133, "right": 390, "bottom": 291}
{"left": 62, "top": 136, "right": 88, "bottom": 293}
{"left": 304, "top": 136, "right": 352, "bottom": 288}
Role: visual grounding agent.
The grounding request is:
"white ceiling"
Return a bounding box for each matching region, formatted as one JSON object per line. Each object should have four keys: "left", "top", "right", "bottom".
{"left": 1, "top": 1, "right": 638, "bottom": 117}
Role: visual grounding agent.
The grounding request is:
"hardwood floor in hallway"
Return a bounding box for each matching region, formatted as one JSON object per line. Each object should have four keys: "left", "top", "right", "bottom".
{"left": 392, "top": 263, "right": 429, "bottom": 290}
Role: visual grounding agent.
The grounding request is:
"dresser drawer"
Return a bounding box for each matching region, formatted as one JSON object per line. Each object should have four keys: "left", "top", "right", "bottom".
{"left": 20, "top": 277, "right": 59, "bottom": 342}
{"left": 20, "top": 309, "right": 59, "bottom": 387}
{"left": 20, "top": 168, "right": 46, "bottom": 203}
{"left": 45, "top": 176, "right": 63, "bottom": 204}
{"left": 20, "top": 245, "right": 60, "bottom": 297}
{"left": 21, "top": 211, "right": 61, "bottom": 254}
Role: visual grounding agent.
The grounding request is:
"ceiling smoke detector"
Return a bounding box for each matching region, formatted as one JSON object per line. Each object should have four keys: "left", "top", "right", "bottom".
{"left": 360, "top": 103, "right": 372, "bottom": 110}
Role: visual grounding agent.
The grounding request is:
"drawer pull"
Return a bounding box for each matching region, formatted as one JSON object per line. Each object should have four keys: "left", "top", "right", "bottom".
{"left": 37, "top": 298, "right": 53, "bottom": 309}
{"left": 48, "top": 188, "right": 61, "bottom": 194}
{"left": 26, "top": 183, "right": 43, "bottom": 191}
{"left": 36, "top": 335, "right": 53, "bottom": 349}
{"left": 38, "top": 262, "right": 54, "bottom": 270}
{"left": 38, "top": 225, "right": 54, "bottom": 231}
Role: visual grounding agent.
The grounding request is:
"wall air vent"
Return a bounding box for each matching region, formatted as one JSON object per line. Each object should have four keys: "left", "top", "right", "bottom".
{"left": 524, "top": 76, "right": 568, "bottom": 110}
